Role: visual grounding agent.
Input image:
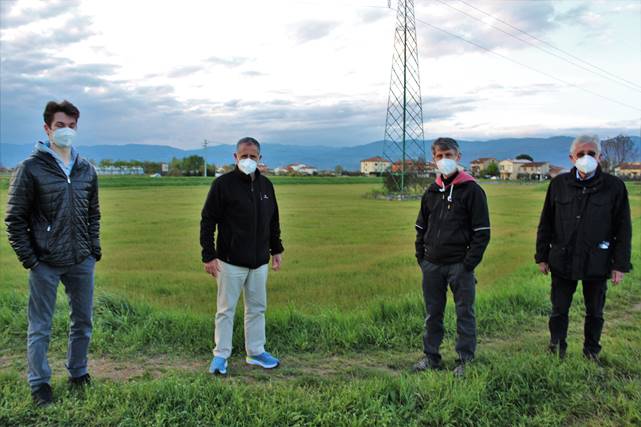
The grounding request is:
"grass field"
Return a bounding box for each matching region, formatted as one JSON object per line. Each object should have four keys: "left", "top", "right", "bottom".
{"left": 0, "top": 176, "right": 640, "bottom": 426}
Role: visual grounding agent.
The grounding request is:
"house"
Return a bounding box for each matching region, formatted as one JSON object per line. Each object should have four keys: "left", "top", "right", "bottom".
{"left": 519, "top": 161, "right": 550, "bottom": 180}
{"left": 360, "top": 156, "right": 391, "bottom": 175}
{"left": 95, "top": 166, "right": 144, "bottom": 176}
{"left": 388, "top": 159, "right": 437, "bottom": 177}
{"left": 498, "top": 159, "right": 532, "bottom": 180}
{"left": 469, "top": 157, "right": 497, "bottom": 177}
{"left": 276, "top": 163, "right": 318, "bottom": 176}
{"left": 548, "top": 165, "right": 566, "bottom": 178}
{"left": 615, "top": 162, "right": 641, "bottom": 179}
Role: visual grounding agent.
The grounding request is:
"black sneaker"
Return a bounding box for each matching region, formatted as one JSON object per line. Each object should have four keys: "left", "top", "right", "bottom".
{"left": 412, "top": 356, "right": 442, "bottom": 372}
{"left": 68, "top": 373, "right": 91, "bottom": 389}
{"left": 32, "top": 383, "right": 53, "bottom": 407}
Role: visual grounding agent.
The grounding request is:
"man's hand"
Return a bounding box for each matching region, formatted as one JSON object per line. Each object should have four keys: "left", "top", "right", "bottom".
{"left": 204, "top": 259, "right": 221, "bottom": 278}
{"left": 538, "top": 262, "right": 550, "bottom": 275}
{"left": 272, "top": 253, "right": 283, "bottom": 271}
{"left": 611, "top": 270, "right": 625, "bottom": 286}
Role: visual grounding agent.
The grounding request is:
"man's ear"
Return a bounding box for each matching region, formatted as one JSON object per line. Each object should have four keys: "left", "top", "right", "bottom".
{"left": 233, "top": 153, "right": 238, "bottom": 162}
{"left": 456, "top": 152, "right": 462, "bottom": 162}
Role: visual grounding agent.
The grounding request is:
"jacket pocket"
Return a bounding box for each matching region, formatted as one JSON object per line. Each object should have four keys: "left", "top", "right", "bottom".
{"left": 33, "top": 224, "right": 52, "bottom": 256}
{"left": 548, "top": 244, "right": 568, "bottom": 275}
{"left": 585, "top": 247, "right": 611, "bottom": 278}
{"left": 555, "top": 196, "right": 575, "bottom": 228}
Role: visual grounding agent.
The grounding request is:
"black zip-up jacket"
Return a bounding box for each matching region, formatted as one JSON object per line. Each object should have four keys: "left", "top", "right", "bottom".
{"left": 535, "top": 166, "right": 632, "bottom": 280}
{"left": 415, "top": 172, "right": 491, "bottom": 271}
{"left": 5, "top": 149, "right": 101, "bottom": 269}
{"left": 200, "top": 167, "right": 284, "bottom": 268}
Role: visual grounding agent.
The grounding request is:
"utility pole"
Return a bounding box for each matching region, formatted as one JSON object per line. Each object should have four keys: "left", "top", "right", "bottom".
{"left": 203, "top": 139, "right": 208, "bottom": 177}
{"left": 203, "top": 139, "right": 209, "bottom": 177}
{"left": 382, "top": 0, "right": 425, "bottom": 193}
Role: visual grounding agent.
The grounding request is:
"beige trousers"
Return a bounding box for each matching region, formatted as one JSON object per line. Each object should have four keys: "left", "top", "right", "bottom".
{"left": 213, "top": 261, "right": 268, "bottom": 358}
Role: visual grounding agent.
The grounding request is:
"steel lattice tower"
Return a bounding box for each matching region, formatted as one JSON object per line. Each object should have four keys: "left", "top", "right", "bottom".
{"left": 383, "top": 0, "right": 425, "bottom": 193}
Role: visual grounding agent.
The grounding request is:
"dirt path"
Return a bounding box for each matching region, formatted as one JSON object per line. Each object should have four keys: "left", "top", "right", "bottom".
{"left": 2, "top": 294, "right": 639, "bottom": 384}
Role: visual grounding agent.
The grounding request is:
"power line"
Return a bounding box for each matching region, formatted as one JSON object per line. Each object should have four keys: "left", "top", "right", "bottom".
{"left": 455, "top": 0, "right": 641, "bottom": 92}
{"left": 434, "top": 0, "right": 641, "bottom": 93}
{"left": 413, "top": 16, "right": 641, "bottom": 113}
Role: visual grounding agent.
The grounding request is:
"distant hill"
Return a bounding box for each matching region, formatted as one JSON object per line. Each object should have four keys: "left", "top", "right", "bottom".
{"left": 1, "top": 136, "right": 639, "bottom": 171}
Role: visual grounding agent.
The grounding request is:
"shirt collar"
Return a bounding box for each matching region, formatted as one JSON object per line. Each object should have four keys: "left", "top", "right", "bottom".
{"left": 575, "top": 168, "right": 596, "bottom": 181}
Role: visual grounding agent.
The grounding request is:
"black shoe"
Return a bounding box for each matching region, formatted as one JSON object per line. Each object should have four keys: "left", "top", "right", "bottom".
{"left": 583, "top": 352, "right": 601, "bottom": 364}
{"left": 68, "top": 373, "right": 91, "bottom": 389}
{"left": 32, "top": 383, "right": 53, "bottom": 407}
{"left": 412, "top": 356, "right": 443, "bottom": 372}
{"left": 548, "top": 343, "right": 566, "bottom": 359}
{"left": 453, "top": 359, "right": 470, "bottom": 377}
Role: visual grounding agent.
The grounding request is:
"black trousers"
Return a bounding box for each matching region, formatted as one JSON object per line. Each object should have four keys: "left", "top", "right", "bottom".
{"left": 421, "top": 260, "right": 476, "bottom": 362}
{"left": 549, "top": 274, "right": 607, "bottom": 355}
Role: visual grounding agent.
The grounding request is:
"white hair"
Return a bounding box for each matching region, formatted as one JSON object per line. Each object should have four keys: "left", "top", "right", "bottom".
{"left": 570, "top": 134, "right": 601, "bottom": 155}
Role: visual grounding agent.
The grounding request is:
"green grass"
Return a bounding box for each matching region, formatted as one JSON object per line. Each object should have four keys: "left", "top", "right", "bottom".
{"left": 0, "top": 178, "right": 639, "bottom": 426}
{"left": 2, "top": 178, "right": 603, "bottom": 315}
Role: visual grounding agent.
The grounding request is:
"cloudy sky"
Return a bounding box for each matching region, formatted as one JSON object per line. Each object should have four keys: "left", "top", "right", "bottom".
{"left": 1, "top": 0, "right": 640, "bottom": 149}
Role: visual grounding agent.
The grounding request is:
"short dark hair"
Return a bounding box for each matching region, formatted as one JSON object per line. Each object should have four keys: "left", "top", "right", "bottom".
{"left": 43, "top": 100, "right": 80, "bottom": 127}
{"left": 431, "top": 137, "right": 459, "bottom": 154}
{"left": 236, "top": 136, "right": 261, "bottom": 153}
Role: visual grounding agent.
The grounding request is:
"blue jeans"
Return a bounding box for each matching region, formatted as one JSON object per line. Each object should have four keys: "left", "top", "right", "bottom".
{"left": 27, "top": 256, "right": 95, "bottom": 391}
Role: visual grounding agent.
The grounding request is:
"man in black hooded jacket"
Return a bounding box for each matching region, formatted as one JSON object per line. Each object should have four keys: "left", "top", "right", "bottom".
{"left": 413, "top": 137, "right": 491, "bottom": 376}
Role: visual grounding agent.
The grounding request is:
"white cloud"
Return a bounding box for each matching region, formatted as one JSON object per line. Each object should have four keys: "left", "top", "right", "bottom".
{"left": 1, "top": 0, "right": 639, "bottom": 148}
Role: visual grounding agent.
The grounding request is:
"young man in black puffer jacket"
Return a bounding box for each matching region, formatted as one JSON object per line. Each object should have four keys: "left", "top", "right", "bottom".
{"left": 413, "top": 137, "right": 490, "bottom": 376}
{"left": 5, "top": 100, "right": 100, "bottom": 406}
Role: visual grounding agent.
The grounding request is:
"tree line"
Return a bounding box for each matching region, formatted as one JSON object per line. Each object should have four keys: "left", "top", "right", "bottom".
{"left": 97, "top": 156, "right": 224, "bottom": 176}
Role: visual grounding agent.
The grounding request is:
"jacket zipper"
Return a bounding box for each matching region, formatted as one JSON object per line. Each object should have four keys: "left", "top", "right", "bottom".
{"left": 250, "top": 179, "right": 257, "bottom": 265}
{"left": 436, "top": 193, "right": 446, "bottom": 240}
{"left": 68, "top": 173, "right": 78, "bottom": 263}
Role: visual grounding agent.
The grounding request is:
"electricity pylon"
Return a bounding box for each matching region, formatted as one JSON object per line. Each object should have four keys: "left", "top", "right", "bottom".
{"left": 382, "top": 0, "right": 426, "bottom": 193}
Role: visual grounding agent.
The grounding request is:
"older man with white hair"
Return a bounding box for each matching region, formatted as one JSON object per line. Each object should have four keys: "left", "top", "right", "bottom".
{"left": 535, "top": 134, "right": 631, "bottom": 361}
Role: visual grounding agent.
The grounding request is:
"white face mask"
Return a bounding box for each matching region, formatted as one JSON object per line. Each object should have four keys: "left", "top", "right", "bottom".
{"left": 51, "top": 127, "right": 76, "bottom": 148}
{"left": 436, "top": 158, "right": 458, "bottom": 176}
{"left": 575, "top": 155, "right": 598, "bottom": 174}
{"left": 238, "top": 158, "right": 258, "bottom": 175}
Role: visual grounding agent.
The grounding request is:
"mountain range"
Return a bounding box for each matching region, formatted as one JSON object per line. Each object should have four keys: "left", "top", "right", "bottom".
{"left": 1, "top": 136, "right": 639, "bottom": 171}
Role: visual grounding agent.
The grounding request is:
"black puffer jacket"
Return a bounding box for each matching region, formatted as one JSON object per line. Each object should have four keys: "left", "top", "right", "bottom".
{"left": 5, "top": 150, "right": 101, "bottom": 269}
{"left": 535, "top": 166, "right": 632, "bottom": 280}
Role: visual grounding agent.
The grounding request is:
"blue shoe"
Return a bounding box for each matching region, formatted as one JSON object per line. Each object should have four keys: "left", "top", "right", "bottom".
{"left": 246, "top": 352, "right": 280, "bottom": 369}
{"left": 208, "top": 356, "right": 228, "bottom": 375}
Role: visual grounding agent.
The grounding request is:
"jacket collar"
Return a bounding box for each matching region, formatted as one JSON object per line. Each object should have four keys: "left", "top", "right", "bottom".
{"left": 431, "top": 170, "right": 476, "bottom": 192}
{"left": 233, "top": 165, "right": 261, "bottom": 182}
{"left": 35, "top": 140, "right": 78, "bottom": 168}
{"left": 568, "top": 165, "right": 603, "bottom": 189}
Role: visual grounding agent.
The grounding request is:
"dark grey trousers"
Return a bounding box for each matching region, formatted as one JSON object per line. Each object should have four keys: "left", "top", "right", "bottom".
{"left": 549, "top": 274, "right": 607, "bottom": 355}
{"left": 420, "top": 260, "right": 476, "bottom": 362}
